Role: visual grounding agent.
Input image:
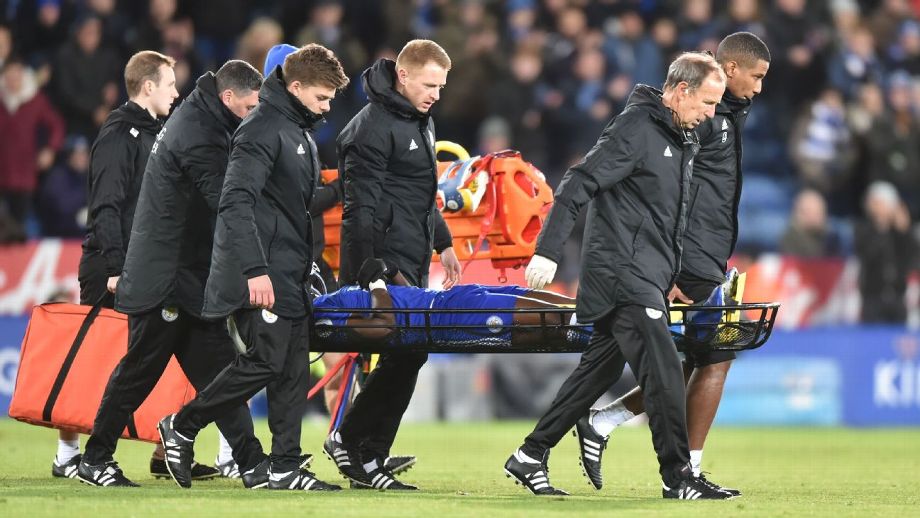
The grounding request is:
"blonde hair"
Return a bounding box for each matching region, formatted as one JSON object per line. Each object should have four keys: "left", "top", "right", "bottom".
{"left": 396, "top": 39, "right": 451, "bottom": 71}
{"left": 124, "top": 50, "right": 175, "bottom": 97}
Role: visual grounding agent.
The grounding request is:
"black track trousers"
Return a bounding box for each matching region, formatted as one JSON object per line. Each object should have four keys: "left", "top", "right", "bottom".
{"left": 522, "top": 304, "right": 690, "bottom": 487}
{"left": 338, "top": 350, "right": 428, "bottom": 458}
{"left": 174, "top": 309, "right": 309, "bottom": 472}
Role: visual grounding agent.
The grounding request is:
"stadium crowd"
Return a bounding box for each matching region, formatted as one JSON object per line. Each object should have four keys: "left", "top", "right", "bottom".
{"left": 1, "top": 0, "right": 918, "bottom": 322}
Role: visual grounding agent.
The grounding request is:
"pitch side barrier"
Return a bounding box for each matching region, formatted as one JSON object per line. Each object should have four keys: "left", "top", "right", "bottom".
{"left": 309, "top": 303, "right": 780, "bottom": 354}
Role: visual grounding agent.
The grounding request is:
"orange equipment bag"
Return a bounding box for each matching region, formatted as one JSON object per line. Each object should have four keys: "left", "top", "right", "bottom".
{"left": 8, "top": 302, "right": 196, "bottom": 443}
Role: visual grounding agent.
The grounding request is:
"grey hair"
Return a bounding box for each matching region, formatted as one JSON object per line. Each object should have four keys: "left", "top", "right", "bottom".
{"left": 865, "top": 181, "right": 900, "bottom": 207}
{"left": 663, "top": 52, "right": 726, "bottom": 92}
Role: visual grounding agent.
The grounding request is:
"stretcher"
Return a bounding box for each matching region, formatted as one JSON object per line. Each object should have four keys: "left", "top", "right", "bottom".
{"left": 308, "top": 301, "right": 779, "bottom": 431}
{"left": 310, "top": 302, "right": 780, "bottom": 354}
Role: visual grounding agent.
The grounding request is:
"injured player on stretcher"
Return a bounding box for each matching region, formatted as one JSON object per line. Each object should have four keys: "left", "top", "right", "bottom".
{"left": 312, "top": 260, "right": 592, "bottom": 351}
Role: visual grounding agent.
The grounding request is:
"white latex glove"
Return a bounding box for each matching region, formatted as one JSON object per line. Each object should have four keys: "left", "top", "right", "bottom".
{"left": 525, "top": 254, "right": 557, "bottom": 289}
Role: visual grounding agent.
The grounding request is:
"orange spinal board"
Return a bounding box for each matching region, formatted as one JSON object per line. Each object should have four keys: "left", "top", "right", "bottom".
{"left": 319, "top": 149, "right": 554, "bottom": 275}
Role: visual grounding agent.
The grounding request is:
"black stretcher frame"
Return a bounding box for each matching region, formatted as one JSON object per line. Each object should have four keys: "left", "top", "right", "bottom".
{"left": 310, "top": 302, "right": 780, "bottom": 354}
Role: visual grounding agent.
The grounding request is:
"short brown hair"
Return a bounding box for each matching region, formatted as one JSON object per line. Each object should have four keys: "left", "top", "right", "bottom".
{"left": 282, "top": 44, "right": 349, "bottom": 90}
{"left": 396, "top": 39, "right": 451, "bottom": 71}
{"left": 124, "top": 50, "right": 176, "bottom": 97}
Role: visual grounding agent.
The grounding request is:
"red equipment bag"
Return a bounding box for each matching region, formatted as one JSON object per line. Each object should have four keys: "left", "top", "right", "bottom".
{"left": 8, "top": 302, "right": 196, "bottom": 443}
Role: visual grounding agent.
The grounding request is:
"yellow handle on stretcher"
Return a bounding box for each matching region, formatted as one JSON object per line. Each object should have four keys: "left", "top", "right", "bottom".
{"left": 435, "top": 141, "right": 470, "bottom": 161}
{"left": 725, "top": 272, "right": 746, "bottom": 322}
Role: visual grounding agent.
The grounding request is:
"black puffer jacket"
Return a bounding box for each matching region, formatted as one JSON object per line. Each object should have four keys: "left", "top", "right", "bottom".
{"left": 202, "top": 68, "right": 322, "bottom": 319}
{"left": 535, "top": 85, "right": 700, "bottom": 321}
{"left": 115, "top": 73, "right": 243, "bottom": 316}
{"left": 82, "top": 101, "right": 163, "bottom": 276}
{"left": 680, "top": 92, "right": 751, "bottom": 282}
{"left": 337, "top": 59, "right": 452, "bottom": 287}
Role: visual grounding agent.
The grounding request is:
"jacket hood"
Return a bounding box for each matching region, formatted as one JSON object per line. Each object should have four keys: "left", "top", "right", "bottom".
{"left": 626, "top": 84, "right": 699, "bottom": 140}
{"left": 626, "top": 85, "right": 675, "bottom": 126}
{"left": 100, "top": 100, "right": 162, "bottom": 133}
{"left": 189, "top": 72, "right": 242, "bottom": 133}
{"left": 260, "top": 67, "right": 324, "bottom": 130}
{"left": 362, "top": 58, "right": 427, "bottom": 121}
{"left": 717, "top": 90, "right": 752, "bottom": 115}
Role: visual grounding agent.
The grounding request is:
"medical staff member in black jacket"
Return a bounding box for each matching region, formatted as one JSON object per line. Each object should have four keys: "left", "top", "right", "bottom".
{"left": 579, "top": 33, "right": 771, "bottom": 497}
{"left": 325, "top": 39, "right": 460, "bottom": 491}
{"left": 504, "top": 53, "right": 734, "bottom": 500}
{"left": 158, "top": 44, "right": 349, "bottom": 492}
{"left": 263, "top": 43, "right": 343, "bottom": 293}
{"left": 56, "top": 50, "right": 181, "bottom": 484}
{"left": 76, "top": 61, "right": 268, "bottom": 488}
{"left": 78, "top": 50, "right": 177, "bottom": 304}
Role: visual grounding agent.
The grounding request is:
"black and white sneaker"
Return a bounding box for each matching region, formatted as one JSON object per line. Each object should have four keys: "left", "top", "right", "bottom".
{"left": 215, "top": 458, "right": 240, "bottom": 479}
{"left": 76, "top": 460, "right": 140, "bottom": 487}
{"left": 323, "top": 432, "right": 416, "bottom": 490}
{"left": 504, "top": 449, "right": 569, "bottom": 496}
{"left": 151, "top": 458, "right": 219, "bottom": 480}
{"left": 384, "top": 455, "right": 416, "bottom": 475}
{"left": 241, "top": 458, "right": 269, "bottom": 489}
{"left": 157, "top": 414, "right": 194, "bottom": 488}
{"left": 323, "top": 431, "right": 364, "bottom": 482}
{"left": 697, "top": 472, "right": 741, "bottom": 497}
{"left": 662, "top": 473, "right": 736, "bottom": 500}
{"left": 52, "top": 453, "right": 82, "bottom": 479}
{"left": 365, "top": 459, "right": 418, "bottom": 490}
{"left": 268, "top": 467, "right": 342, "bottom": 491}
{"left": 360, "top": 458, "right": 418, "bottom": 490}
{"left": 573, "top": 414, "right": 607, "bottom": 490}
{"left": 219, "top": 453, "right": 310, "bottom": 481}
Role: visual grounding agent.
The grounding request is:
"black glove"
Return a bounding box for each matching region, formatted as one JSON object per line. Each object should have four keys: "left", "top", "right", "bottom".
{"left": 357, "top": 258, "right": 392, "bottom": 290}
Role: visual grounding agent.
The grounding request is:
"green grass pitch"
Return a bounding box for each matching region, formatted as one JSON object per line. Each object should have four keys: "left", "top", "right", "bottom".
{"left": 0, "top": 419, "right": 918, "bottom": 517}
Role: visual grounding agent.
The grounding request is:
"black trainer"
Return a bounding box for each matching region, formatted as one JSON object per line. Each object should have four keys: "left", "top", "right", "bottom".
{"left": 268, "top": 467, "right": 342, "bottom": 491}
{"left": 504, "top": 449, "right": 569, "bottom": 496}
{"left": 324, "top": 432, "right": 416, "bottom": 490}
{"left": 697, "top": 472, "right": 741, "bottom": 497}
{"left": 384, "top": 455, "right": 416, "bottom": 475}
{"left": 157, "top": 414, "right": 194, "bottom": 488}
{"left": 150, "top": 458, "right": 220, "bottom": 480}
{"left": 52, "top": 453, "right": 82, "bottom": 479}
{"left": 573, "top": 414, "right": 607, "bottom": 490}
{"left": 662, "top": 473, "right": 737, "bottom": 500}
{"left": 323, "top": 431, "right": 368, "bottom": 484}
{"left": 76, "top": 459, "right": 140, "bottom": 487}
{"left": 221, "top": 453, "right": 310, "bottom": 483}
{"left": 241, "top": 458, "right": 269, "bottom": 489}
{"left": 363, "top": 458, "right": 418, "bottom": 490}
